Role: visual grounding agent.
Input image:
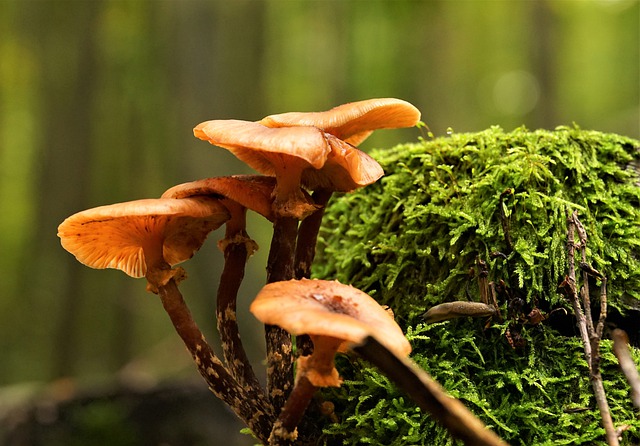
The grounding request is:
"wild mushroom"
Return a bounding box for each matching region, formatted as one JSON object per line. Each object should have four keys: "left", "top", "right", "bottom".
{"left": 190, "top": 120, "right": 345, "bottom": 408}
{"left": 193, "top": 120, "right": 328, "bottom": 219}
{"left": 250, "top": 278, "right": 411, "bottom": 444}
{"left": 193, "top": 99, "right": 419, "bottom": 410}
{"left": 251, "top": 278, "right": 508, "bottom": 446}
{"left": 57, "top": 197, "right": 275, "bottom": 443}
{"left": 259, "top": 98, "right": 421, "bottom": 280}
{"left": 162, "top": 175, "right": 276, "bottom": 394}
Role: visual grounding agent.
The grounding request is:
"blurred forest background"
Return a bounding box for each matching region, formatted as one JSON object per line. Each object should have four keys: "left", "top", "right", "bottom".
{"left": 0, "top": 0, "right": 638, "bottom": 444}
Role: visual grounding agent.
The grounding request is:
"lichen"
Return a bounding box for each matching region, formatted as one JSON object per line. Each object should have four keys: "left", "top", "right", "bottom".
{"left": 314, "top": 126, "right": 640, "bottom": 445}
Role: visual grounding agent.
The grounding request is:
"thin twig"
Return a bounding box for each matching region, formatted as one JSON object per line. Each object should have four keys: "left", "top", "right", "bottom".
{"left": 564, "top": 211, "right": 619, "bottom": 446}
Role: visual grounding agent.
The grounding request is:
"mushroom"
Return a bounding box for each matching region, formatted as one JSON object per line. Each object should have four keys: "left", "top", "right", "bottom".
{"left": 250, "top": 278, "right": 410, "bottom": 444}
{"left": 57, "top": 197, "right": 230, "bottom": 289}
{"left": 162, "top": 175, "right": 276, "bottom": 394}
{"left": 193, "top": 120, "right": 328, "bottom": 219}
{"left": 57, "top": 197, "right": 275, "bottom": 443}
{"left": 251, "top": 278, "right": 508, "bottom": 446}
{"left": 259, "top": 99, "right": 421, "bottom": 280}
{"left": 193, "top": 99, "right": 419, "bottom": 411}
{"left": 190, "top": 121, "right": 343, "bottom": 408}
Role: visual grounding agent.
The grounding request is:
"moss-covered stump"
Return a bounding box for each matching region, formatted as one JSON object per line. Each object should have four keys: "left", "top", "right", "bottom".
{"left": 314, "top": 126, "right": 640, "bottom": 445}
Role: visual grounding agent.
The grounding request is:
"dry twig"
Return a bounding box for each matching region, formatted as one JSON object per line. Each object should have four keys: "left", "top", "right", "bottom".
{"left": 561, "top": 211, "right": 619, "bottom": 446}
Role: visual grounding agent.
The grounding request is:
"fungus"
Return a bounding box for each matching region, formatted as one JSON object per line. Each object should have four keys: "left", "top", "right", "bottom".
{"left": 259, "top": 98, "right": 420, "bottom": 280}
{"left": 162, "top": 176, "right": 276, "bottom": 393}
{"left": 57, "top": 197, "right": 229, "bottom": 288}
{"left": 250, "top": 278, "right": 410, "bottom": 444}
{"left": 57, "top": 198, "right": 275, "bottom": 443}
{"left": 193, "top": 120, "right": 328, "bottom": 219}
{"left": 251, "top": 278, "right": 507, "bottom": 446}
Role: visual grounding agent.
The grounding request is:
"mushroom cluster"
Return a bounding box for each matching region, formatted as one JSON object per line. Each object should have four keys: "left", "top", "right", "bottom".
{"left": 58, "top": 98, "right": 506, "bottom": 445}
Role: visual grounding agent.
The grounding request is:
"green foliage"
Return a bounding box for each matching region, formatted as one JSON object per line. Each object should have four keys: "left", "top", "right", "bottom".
{"left": 316, "top": 126, "right": 640, "bottom": 323}
{"left": 321, "top": 322, "right": 640, "bottom": 445}
{"left": 314, "top": 127, "right": 640, "bottom": 445}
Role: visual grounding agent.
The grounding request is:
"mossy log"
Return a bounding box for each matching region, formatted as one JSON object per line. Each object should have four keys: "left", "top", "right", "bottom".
{"left": 314, "top": 126, "right": 640, "bottom": 445}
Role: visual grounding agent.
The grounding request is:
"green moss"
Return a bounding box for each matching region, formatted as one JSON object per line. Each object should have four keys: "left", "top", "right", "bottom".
{"left": 314, "top": 126, "right": 640, "bottom": 445}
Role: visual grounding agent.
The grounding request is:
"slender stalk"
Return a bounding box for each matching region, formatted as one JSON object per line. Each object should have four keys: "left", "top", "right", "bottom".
{"left": 217, "top": 213, "right": 263, "bottom": 394}
{"left": 265, "top": 215, "right": 298, "bottom": 409}
{"left": 155, "top": 275, "right": 275, "bottom": 444}
{"left": 294, "top": 189, "right": 333, "bottom": 357}
{"left": 353, "top": 336, "right": 509, "bottom": 446}
{"left": 564, "top": 212, "right": 592, "bottom": 367}
{"left": 565, "top": 211, "right": 619, "bottom": 446}
{"left": 294, "top": 189, "right": 333, "bottom": 280}
{"left": 268, "top": 375, "right": 317, "bottom": 446}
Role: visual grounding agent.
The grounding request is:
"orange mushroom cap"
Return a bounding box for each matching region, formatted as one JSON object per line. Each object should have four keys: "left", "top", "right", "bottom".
{"left": 58, "top": 197, "right": 229, "bottom": 278}
{"left": 250, "top": 278, "right": 411, "bottom": 358}
{"left": 161, "top": 175, "right": 277, "bottom": 222}
{"left": 193, "top": 120, "right": 383, "bottom": 195}
{"left": 193, "top": 120, "right": 331, "bottom": 174}
{"left": 259, "top": 98, "right": 421, "bottom": 146}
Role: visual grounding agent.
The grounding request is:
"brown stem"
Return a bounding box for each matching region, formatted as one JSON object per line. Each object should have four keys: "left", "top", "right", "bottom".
{"left": 155, "top": 275, "right": 275, "bottom": 444}
{"left": 294, "top": 188, "right": 333, "bottom": 280}
{"left": 565, "top": 212, "right": 592, "bottom": 368}
{"left": 565, "top": 212, "right": 619, "bottom": 446}
{"left": 575, "top": 216, "right": 596, "bottom": 337}
{"left": 353, "top": 336, "right": 508, "bottom": 446}
{"left": 268, "top": 375, "right": 318, "bottom": 446}
{"left": 265, "top": 215, "right": 298, "bottom": 409}
{"left": 295, "top": 189, "right": 333, "bottom": 357}
{"left": 217, "top": 225, "right": 264, "bottom": 395}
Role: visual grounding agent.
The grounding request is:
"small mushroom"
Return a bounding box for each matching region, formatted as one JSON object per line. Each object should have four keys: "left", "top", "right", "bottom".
{"left": 57, "top": 197, "right": 230, "bottom": 288}
{"left": 259, "top": 97, "right": 421, "bottom": 147}
{"left": 259, "top": 99, "right": 421, "bottom": 281}
{"left": 193, "top": 119, "right": 388, "bottom": 218}
{"left": 250, "top": 278, "right": 410, "bottom": 444}
{"left": 193, "top": 120, "right": 328, "bottom": 219}
{"left": 58, "top": 198, "right": 275, "bottom": 443}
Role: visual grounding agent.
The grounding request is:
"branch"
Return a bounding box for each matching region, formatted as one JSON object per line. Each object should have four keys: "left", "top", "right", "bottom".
{"left": 564, "top": 211, "right": 619, "bottom": 446}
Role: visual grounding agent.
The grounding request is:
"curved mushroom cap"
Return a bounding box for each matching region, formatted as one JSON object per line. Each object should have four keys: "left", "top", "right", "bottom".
{"left": 259, "top": 98, "right": 421, "bottom": 146}
{"left": 162, "top": 175, "right": 277, "bottom": 221}
{"left": 58, "top": 197, "right": 230, "bottom": 278}
{"left": 302, "top": 135, "right": 384, "bottom": 191}
{"left": 193, "top": 120, "right": 331, "bottom": 174}
{"left": 250, "top": 278, "right": 411, "bottom": 358}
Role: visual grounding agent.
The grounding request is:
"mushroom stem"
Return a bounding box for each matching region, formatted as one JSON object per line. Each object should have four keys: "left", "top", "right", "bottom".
{"left": 216, "top": 205, "right": 263, "bottom": 395}
{"left": 353, "top": 335, "right": 509, "bottom": 446}
{"left": 154, "top": 273, "right": 275, "bottom": 444}
{"left": 294, "top": 188, "right": 333, "bottom": 280}
{"left": 268, "top": 374, "right": 317, "bottom": 446}
{"left": 294, "top": 188, "right": 334, "bottom": 357}
{"left": 269, "top": 336, "right": 343, "bottom": 444}
{"left": 265, "top": 215, "right": 298, "bottom": 408}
